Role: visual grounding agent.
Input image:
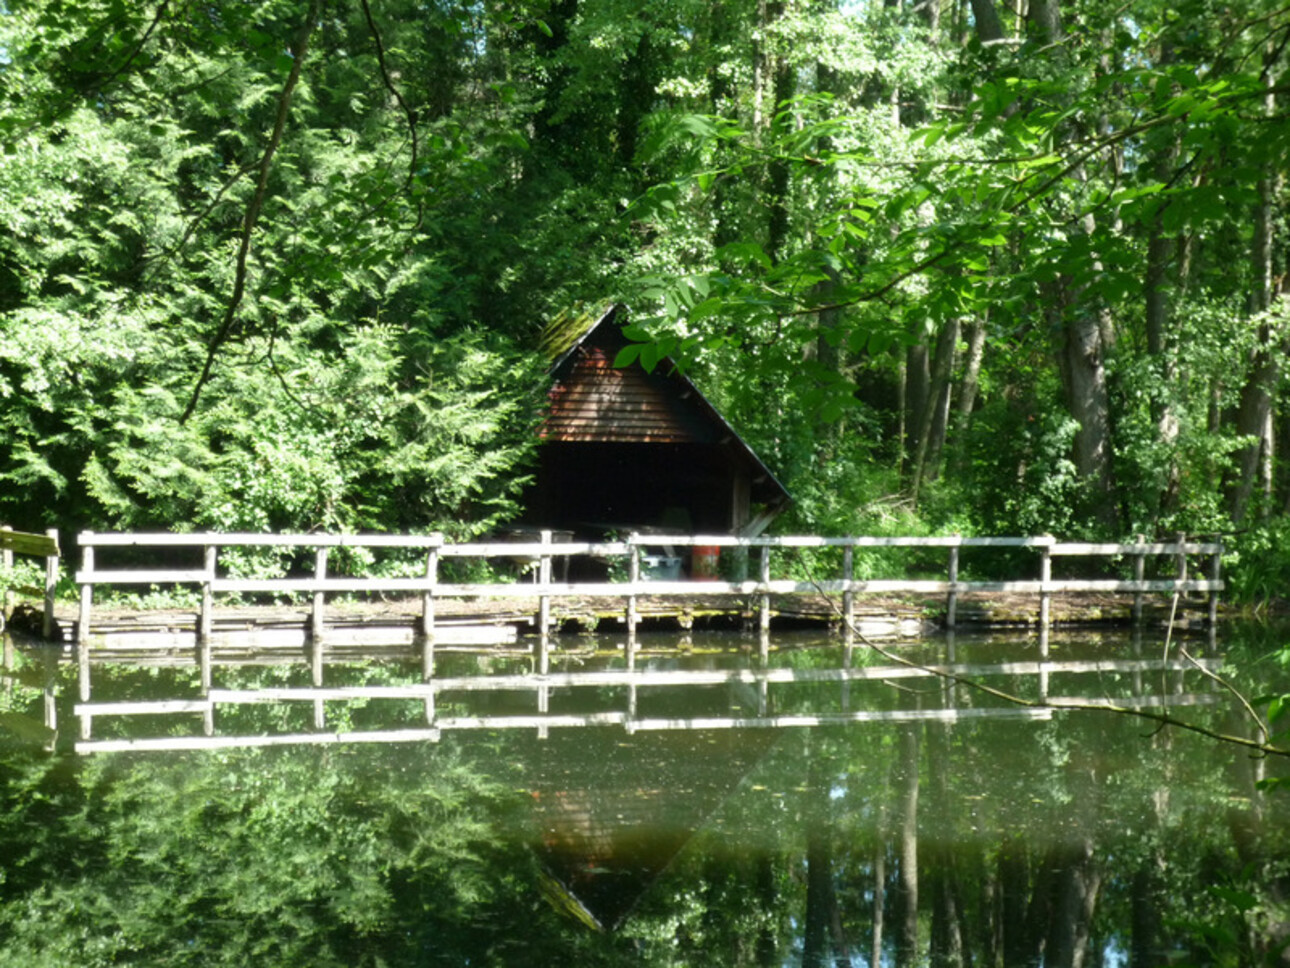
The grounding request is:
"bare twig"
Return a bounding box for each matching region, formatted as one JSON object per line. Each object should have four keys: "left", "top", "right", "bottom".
{"left": 360, "top": 0, "right": 424, "bottom": 229}
{"left": 789, "top": 551, "right": 1287, "bottom": 759}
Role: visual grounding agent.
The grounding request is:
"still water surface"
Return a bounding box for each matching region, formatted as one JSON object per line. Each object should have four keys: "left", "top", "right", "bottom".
{"left": 0, "top": 627, "right": 1287, "bottom": 966}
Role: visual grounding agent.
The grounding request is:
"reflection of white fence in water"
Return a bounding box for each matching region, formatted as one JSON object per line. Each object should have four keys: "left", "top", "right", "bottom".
{"left": 72, "top": 656, "right": 1226, "bottom": 754}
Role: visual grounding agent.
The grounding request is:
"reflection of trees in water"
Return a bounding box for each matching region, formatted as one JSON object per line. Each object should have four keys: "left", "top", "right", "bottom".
{"left": 0, "top": 671, "right": 1286, "bottom": 965}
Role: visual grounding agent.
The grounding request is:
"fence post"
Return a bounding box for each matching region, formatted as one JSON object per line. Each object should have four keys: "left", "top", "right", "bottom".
{"left": 200, "top": 541, "right": 215, "bottom": 644}
{"left": 1132, "top": 534, "right": 1145, "bottom": 626}
{"left": 538, "top": 530, "right": 552, "bottom": 637}
{"left": 77, "top": 534, "right": 94, "bottom": 712}
{"left": 1208, "top": 543, "right": 1221, "bottom": 628}
{"left": 842, "top": 544, "right": 855, "bottom": 640}
{"left": 311, "top": 546, "right": 327, "bottom": 729}
{"left": 758, "top": 543, "right": 771, "bottom": 635}
{"left": 422, "top": 535, "right": 441, "bottom": 726}
{"left": 42, "top": 527, "right": 58, "bottom": 641}
{"left": 1, "top": 525, "right": 11, "bottom": 634}
{"left": 946, "top": 542, "right": 959, "bottom": 630}
{"left": 421, "top": 536, "right": 440, "bottom": 683}
{"left": 1038, "top": 538, "right": 1052, "bottom": 631}
{"left": 626, "top": 532, "right": 640, "bottom": 647}
{"left": 200, "top": 541, "right": 216, "bottom": 736}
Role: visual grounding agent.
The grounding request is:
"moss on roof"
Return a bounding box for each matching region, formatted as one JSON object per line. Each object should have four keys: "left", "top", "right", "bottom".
{"left": 538, "top": 304, "right": 617, "bottom": 363}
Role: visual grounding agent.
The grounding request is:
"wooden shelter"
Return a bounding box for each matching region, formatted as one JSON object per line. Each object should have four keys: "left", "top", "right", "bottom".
{"left": 520, "top": 305, "right": 790, "bottom": 556}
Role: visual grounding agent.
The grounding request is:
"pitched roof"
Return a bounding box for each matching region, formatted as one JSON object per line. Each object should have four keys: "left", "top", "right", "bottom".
{"left": 538, "top": 305, "right": 790, "bottom": 510}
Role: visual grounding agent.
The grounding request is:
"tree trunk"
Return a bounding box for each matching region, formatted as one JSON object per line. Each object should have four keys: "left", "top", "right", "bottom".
{"left": 905, "top": 342, "right": 931, "bottom": 477}
{"left": 1030, "top": 1, "right": 1119, "bottom": 531}
{"left": 951, "top": 315, "right": 987, "bottom": 470}
{"left": 761, "top": 0, "right": 795, "bottom": 266}
{"left": 1227, "top": 53, "right": 1281, "bottom": 524}
{"left": 969, "top": 0, "right": 1006, "bottom": 43}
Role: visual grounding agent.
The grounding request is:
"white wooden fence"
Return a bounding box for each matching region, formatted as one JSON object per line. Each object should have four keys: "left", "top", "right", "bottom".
{"left": 73, "top": 530, "right": 1224, "bottom": 645}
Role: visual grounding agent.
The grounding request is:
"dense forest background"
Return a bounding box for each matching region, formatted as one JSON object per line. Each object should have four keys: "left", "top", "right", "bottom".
{"left": 2, "top": 0, "right": 1289, "bottom": 592}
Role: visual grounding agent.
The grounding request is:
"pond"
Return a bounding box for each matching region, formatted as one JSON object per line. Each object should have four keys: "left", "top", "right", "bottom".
{"left": 0, "top": 625, "right": 1287, "bottom": 966}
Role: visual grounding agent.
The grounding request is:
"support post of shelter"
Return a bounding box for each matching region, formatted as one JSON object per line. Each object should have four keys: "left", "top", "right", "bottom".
{"left": 946, "top": 543, "right": 959, "bottom": 630}
{"left": 626, "top": 533, "right": 640, "bottom": 648}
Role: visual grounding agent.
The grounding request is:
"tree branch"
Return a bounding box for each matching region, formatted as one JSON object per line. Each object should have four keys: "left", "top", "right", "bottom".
{"left": 180, "top": 0, "right": 320, "bottom": 424}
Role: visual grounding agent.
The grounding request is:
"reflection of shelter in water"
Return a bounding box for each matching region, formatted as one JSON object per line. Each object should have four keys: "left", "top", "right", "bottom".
{"left": 527, "top": 729, "right": 776, "bottom": 931}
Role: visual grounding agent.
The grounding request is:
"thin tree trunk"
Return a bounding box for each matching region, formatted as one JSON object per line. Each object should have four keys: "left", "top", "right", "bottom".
{"left": 909, "top": 317, "right": 958, "bottom": 502}
{"left": 762, "top": 0, "right": 795, "bottom": 266}
{"left": 924, "top": 317, "right": 960, "bottom": 479}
